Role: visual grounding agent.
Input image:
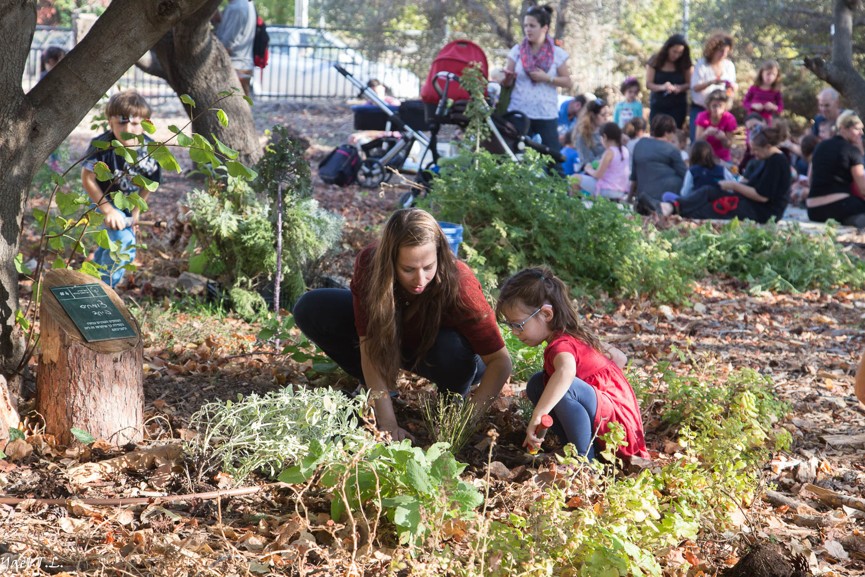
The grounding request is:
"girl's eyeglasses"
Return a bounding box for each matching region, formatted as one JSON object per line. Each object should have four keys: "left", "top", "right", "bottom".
{"left": 503, "top": 307, "right": 542, "bottom": 333}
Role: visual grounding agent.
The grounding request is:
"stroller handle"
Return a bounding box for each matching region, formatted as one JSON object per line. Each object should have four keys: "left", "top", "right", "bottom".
{"left": 334, "top": 64, "right": 350, "bottom": 76}
{"left": 432, "top": 71, "right": 460, "bottom": 98}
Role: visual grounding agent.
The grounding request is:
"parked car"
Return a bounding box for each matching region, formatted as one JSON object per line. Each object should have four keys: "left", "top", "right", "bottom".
{"left": 256, "top": 26, "right": 420, "bottom": 100}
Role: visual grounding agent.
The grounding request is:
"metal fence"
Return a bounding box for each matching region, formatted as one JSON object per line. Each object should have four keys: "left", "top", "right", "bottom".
{"left": 24, "top": 25, "right": 422, "bottom": 103}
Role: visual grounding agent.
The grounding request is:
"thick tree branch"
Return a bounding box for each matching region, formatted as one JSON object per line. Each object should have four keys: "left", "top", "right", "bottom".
{"left": 23, "top": 0, "right": 211, "bottom": 163}
{"left": 804, "top": 0, "right": 865, "bottom": 116}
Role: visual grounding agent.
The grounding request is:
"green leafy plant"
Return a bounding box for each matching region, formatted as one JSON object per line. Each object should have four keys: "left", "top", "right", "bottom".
{"left": 501, "top": 324, "right": 544, "bottom": 382}
{"left": 666, "top": 219, "right": 865, "bottom": 292}
{"left": 186, "top": 385, "right": 372, "bottom": 482}
{"left": 421, "top": 149, "right": 693, "bottom": 303}
{"left": 435, "top": 360, "right": 789, "bottom": 577}
{"left": 281, "top": 440, "right": 483, "bottom": 548}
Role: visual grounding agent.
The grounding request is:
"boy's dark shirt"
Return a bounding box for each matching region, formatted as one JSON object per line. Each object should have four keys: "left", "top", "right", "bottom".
{"left": 83, "top": 130, "right": 161, "bottom": 213}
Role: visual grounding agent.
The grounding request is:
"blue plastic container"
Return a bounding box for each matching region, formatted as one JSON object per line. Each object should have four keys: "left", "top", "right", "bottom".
{"left": 438, "top": 221, "right": 463, "bottom": 257}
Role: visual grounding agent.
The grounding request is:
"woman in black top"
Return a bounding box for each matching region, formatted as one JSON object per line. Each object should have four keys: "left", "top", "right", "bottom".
{"left": 661, "top": 126, "right": 791, "bottom": 223}
{"left": 646, "top": 34, "right": 693, "bottom": 129}
{"left": 807, "top": 111, "right": 865, "bottom": 228}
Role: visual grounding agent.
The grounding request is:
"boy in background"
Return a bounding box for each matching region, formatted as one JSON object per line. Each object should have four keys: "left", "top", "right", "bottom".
{"left": 81, "top": 90, "right": 161, "bottom": 288}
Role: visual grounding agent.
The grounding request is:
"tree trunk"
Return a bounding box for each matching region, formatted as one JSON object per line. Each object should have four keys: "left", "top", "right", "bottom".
{"left": 0, "top": 0, "right": 211, "bottom": 441}
{"left": 804, "top": 0, "right": 865, "bottom": 113}
{"left": 142, "top": 0, "right": 261, "bottom": 166}
{"left": 36, "top": 270, "right": 143, "bottom": 446}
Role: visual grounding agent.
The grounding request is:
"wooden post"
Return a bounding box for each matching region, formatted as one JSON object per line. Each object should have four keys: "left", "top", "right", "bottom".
{"left": 36, "top": 270, "right": 143, "bottom": 446}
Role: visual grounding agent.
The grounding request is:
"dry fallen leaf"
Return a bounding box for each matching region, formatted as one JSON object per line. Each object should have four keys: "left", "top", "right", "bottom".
{"left": 4, "top": 439, "right": 33, "bottom": 461}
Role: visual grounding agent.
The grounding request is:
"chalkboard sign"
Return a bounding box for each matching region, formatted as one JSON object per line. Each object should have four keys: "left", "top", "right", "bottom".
{"left": 49, "top": 284, "right": 137, "bottom": 342}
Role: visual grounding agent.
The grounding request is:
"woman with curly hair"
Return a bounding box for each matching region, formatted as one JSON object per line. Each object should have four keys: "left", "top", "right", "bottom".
{"left": 646, "top": 34, "right": 692, "bottom": 128}
{"left": 689, "top": 32, "right": 737, "bottom": 141}
{"left": 293, "top": 209, "right": 512, "bottom": 441}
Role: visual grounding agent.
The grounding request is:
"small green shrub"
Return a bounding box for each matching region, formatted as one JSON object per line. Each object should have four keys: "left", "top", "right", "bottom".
{"left": 185, "top": 128, "right": 344, "bottom": 314}
{"left": 667, "top": 219, "right": 865, "bottom": 292}
{"left": 186, "top": 385, "right": 372, "bottom": 482}
{"left": 457, "top": 361, "right": 790, "bottom": 577}
{"left": 281, "top": 440, "right": 483, "bottom": 548}
{"left": 422, "top": 149, "right": 693, "bottom": 302}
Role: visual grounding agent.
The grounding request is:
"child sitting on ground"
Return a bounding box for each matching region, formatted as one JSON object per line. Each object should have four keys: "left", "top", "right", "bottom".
{"left": 81, "top": 90, "right": 161, "bottom": 288}
{"left": 496, "top": 267, "right": 649, "bottom": 461}
{"left": 678, "top": 140, "right": 736, "bottom": 198}
{"left": 579, "top": 122, "right": 631, "bottom": 201}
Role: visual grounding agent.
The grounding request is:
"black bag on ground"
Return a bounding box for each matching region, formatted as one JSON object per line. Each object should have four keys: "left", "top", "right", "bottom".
{"left": 318, "top": 144, "right": 361, "bottom": 186}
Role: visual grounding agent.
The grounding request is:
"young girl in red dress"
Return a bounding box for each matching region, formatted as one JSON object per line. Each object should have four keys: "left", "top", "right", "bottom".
{"left": 496, "top": 267, "right": 649, "bottom": 461}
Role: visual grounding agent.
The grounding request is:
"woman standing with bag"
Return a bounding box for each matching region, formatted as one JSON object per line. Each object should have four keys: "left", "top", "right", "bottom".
{"left": 504, "top": 4, "right": 573, "bottom": 158}
{"left": 293, "top": 209, "right": 512, "bottom": 441}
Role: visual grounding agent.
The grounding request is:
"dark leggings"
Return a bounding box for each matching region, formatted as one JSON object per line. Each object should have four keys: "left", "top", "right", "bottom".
{"left": 527, "top": 372, "right": 598, "bottom": 460}
{"left": 292, "top": 289, "right": 484, "bottom": 395}
{"left": 807, "top": 196, "right": 865, "bottom": 227}
{"left": 689, "top": 103, "right": 706, "bottom": 143}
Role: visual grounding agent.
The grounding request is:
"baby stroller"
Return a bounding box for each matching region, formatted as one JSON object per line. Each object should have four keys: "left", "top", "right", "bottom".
{"left": 334, "top": 64, "right": 433, "bottom": 188}
{"left": 420, "top": 40, "right": 564, "bottom": 164}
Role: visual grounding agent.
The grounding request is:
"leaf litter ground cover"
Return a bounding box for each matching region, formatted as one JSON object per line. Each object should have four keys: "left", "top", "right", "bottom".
{"left": 2, "top": 102, "right": 865, "bottom": 576}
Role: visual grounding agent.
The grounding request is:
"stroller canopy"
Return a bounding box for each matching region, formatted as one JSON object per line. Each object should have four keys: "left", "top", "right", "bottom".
{"left": 420, "top": 40, "right": 489, "bottom": 104}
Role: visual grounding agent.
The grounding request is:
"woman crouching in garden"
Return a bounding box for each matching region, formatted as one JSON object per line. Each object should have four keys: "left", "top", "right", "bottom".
{"left": 293, "top": 208, "right": 512, "bottom": 442}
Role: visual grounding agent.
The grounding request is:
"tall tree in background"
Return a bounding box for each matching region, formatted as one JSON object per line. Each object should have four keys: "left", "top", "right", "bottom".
{"left": 805, "top": 0, "right": 865, "bottom": 111}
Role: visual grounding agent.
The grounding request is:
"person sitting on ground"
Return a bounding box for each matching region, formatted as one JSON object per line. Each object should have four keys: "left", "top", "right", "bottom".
{"left": 661, "top": 126, "right": 791, "bottom": 223}
{"left": 676, "top": 140, "right": 736, "bottom": 198}
{"left": 694, "top": 89, "right": 737, "bottom": 165}
{"left": 558, "top": 94, "right": 587, "bottom": 140}
{"left": 293, "top": 208, "right": 513, "bottom": 442}
{"left": 807, "top": 110, "right": 865, "bottom": 229}
{"left": 82, "top": 91, "right": 161, "bottom": 288}
{"left": 813, "top": 87, "right": 841, "bottom": 137}
{"left": 573, "top": 98, "right": 611, "bottom": 168}
{"left": 625, "top": 116, "right": 647, "bottom": 155}
{"left": 578, "top": 122, "right": 631, "bottom": 201}
{"left": 215, "top": 0, "right": 257, "bottom": 97}
{"left": 789, "top": 133, "right": 819, "bottom": 206}
{"left": 738, "top": 112, "right": 769, "bottom": 174}
{"left": 560, "top": 129, "right": 580, "bottom": 176}
{"left": 629, "top": 113, "right": 687, "bottom": 213}
{"left": 496, "top": 266, "right": 648, "bottom": 461}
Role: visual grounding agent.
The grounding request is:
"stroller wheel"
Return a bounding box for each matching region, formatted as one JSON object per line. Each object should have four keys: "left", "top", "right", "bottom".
{"left": 357, "top": 159, "right": 388, "bottom": 188}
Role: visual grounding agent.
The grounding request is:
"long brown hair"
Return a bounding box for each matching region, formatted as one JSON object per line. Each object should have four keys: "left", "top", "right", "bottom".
{"left": 495, "top": 267, "right": 603, "bottom": 352}
{"left": 575, "top": 98, "right": 606, "bottom": 147}
{"left": 364, "top": 209, "right": 466, "bottom": 383}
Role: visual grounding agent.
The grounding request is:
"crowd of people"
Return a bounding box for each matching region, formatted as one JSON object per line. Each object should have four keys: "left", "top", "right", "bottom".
{"left": 509, "top": 8, "right": 865, "bottom": 228}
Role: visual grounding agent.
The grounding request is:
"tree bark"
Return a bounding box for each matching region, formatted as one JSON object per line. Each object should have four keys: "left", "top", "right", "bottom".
{"left": 36, "top": 270, "right": 143, "bottom": 446}
{"left": 804, "top": 0, "right": 865, "bottom": 113}
{"left": 145, "top": 0, "right": 261, "bottom": 166}
{"left": 0, "top": 0, "right": 211, "bottom": 440}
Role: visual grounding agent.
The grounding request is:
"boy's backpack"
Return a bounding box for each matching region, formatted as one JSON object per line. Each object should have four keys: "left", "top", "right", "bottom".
{"left": 253, "top": 16, "right": 269, "bottom": 69}
{"left": 318, "top": 145, "right": 361, "bottom": 186}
